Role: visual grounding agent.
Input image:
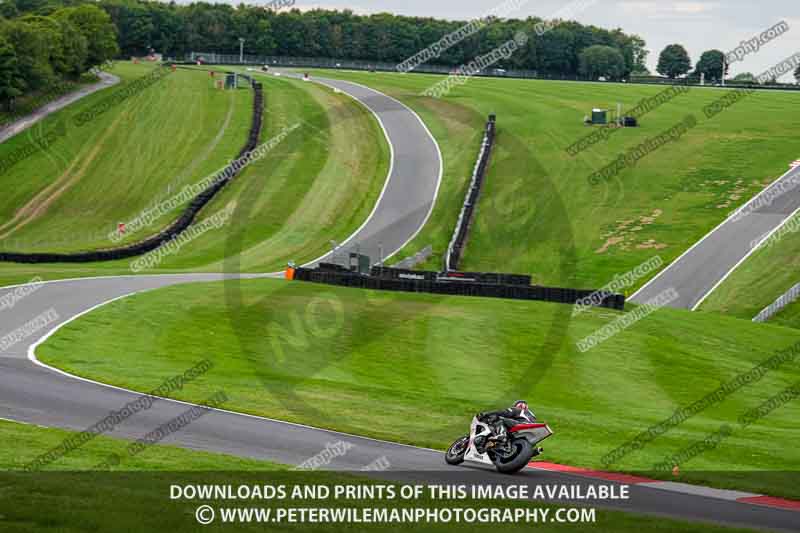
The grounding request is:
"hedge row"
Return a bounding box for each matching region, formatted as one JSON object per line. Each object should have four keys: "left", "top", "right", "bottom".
{"left": 0, "top": 74, "right": 263, "bottom": 264}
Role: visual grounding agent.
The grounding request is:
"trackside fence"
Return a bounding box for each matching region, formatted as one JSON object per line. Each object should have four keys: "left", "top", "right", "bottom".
{"left": 371, "top": 266, "right": 531, "bottom": 286}
{"left": 186, "top": 52, "right": 800, "bottom": 92}
{"left": 292, "top": 266, "right": 625, "bottom": 310}
{"left": 445, "top": 115, "right": 495, "bottom": 271}
{"left": 753, "top": 282, "right": 800, "bottom": 322}
{"left": 0, "top": 70, "right": 263, "bottom": 264}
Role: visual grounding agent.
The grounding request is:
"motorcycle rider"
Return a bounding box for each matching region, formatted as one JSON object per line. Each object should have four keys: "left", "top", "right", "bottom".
{"left": 477, "top": 400, "right": 536, "bottom": 445}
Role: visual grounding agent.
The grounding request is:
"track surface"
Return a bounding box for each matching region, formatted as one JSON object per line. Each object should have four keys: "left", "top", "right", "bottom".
{"left": 262, "top": 71, "right": 442, "bottom": 267}
{"left": 631, "top": 165, "right": 800, "bottom": 310}
{"left": 1, "top": 275, "right": 798, "bottom": 531}
{"left": 0, "top": 79, "right": 797, "bottom": 532}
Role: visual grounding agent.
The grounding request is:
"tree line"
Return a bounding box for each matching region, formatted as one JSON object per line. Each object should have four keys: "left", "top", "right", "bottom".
{"left": 1, "top": 0, "right": 648, "bottom": 87}
{"left": 0, "top": 2, "right": 119, "bottom": 110}
{"left": 656, "top": 43, "right": 800, "bottom": 85}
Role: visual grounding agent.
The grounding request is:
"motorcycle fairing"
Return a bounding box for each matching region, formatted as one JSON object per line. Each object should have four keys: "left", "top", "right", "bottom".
{"left": 464, "top": 416, "right": 494, "bottom": 465}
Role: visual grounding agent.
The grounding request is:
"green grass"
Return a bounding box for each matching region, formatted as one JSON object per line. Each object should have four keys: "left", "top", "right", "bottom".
{"left": 37, "top": 278, "right": 800, "bottom": 499}
{"left": 0, "top": 422, "right": 761, "bottom": 533}
{"left": 0, "top": 418, "right": 280, "bottom": 471}
{"left": 302, "top": 70, "right": 800, "bottom": 293}
{"left": 0, "top": 62, "right": 251, "bottom": 253}
{"left": 770, "top": 298, "right": 800, "bottom": 328}
{"left": 699, "top": 213, "right": 800, "bottom": 323}
{"left": 0, "top": 63, "right": 388, "bottom": 286}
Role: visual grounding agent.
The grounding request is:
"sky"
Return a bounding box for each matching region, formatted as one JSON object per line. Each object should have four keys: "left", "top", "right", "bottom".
{"left": 268, "top": 0, "right": 800, "bottom": 79}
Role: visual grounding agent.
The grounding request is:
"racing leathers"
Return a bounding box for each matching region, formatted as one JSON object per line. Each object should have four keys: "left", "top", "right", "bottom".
{"left": 477, "top": 407, "right": 537, "bottom": 443}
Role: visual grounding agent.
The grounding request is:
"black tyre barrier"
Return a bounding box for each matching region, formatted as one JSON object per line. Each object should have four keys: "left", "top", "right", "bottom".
{"left": 293, "top": 267, "right": 625, "bottom": 311}
{"left": 317, "top": 262, "right": 355, "bottom": 273}
{"left": 436, "top": 270, "right": 531, "bottom": 286}
{"left": 0, "top": 76, "right": 264, "bottom": 264}
{"left": 445, "top": 114, "right": 495, "bottom": 272}
{"left": 370, "top": 266, "right": 531, "bottom": 286}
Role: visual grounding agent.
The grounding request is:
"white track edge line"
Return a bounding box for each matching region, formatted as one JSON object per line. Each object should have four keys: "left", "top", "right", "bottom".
{"left": 630, "top": 166, "right": 800, "bottom": 302}
{"left": 690, "top": 203, "right": 800, "bottom": 311}
{"left": 298, "top": 75, "right": 443, "bottom": 266}
{"left": 21, "top": 284, "right": 788, "bottom": 507}
{"left": 320, "top": 77, "right": 444, "bottom": 264}
{"left": 292, "top": 75, "right": 397, "bottom": 267}
{"left": 11, "top": 70, "right": 778, "bottom": 506}
{"left": 25, "top": 288, "right": 444, "bottom": 457}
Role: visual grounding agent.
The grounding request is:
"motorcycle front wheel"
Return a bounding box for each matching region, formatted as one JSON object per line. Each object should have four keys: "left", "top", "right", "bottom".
{"left": 445, "top": 436, "right": 469, "bottom": 465}
{"left": 493, "top": 439, "right": 533, "bottom": 474}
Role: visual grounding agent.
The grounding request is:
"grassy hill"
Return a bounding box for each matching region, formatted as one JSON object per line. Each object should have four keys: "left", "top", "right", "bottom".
{"left": 0, "top": 62, "right": 251, "bottom": 253}
{"left": 0, "top": 63, "right": 388, "bottom": 286}
{"left": 38, "top": 278, "right": 800, "bottom": 499}
{"left": 301, "top": 70, "right": 800, "bottom": 294}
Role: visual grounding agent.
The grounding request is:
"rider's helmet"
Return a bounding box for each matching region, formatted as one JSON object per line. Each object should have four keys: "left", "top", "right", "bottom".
{"left": 513, "top": 400, "right": 528, "bottom": 410}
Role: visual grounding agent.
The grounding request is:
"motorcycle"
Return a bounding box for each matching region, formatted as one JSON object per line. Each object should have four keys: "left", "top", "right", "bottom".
{"left": 445, "top": 415, "right": 553, "bottom": 474}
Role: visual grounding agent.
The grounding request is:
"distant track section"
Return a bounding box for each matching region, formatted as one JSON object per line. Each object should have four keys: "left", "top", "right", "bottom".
{"left": 256, "top": 70, "right": 443, "bottom": 268}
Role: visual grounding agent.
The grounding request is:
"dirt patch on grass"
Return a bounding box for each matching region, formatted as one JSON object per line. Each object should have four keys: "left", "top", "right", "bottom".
{"left": 709, "top": 178, "right": 746, "bottom": 210}
{"left": 596, "top": 208, "right": 666, "bottom": 253}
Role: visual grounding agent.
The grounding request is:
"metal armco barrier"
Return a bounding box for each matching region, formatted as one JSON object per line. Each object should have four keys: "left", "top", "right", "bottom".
{"left": 445, "top": 114, "right": 495, "bottom": 272}
{"left": 753, "top": 281, "right": 800, "bottom": 322}
{"left": 293, "top": 267, "right": 625, "bottom": 310}
{"left": 0, "top": 72, "right": 264, "bottom": 264}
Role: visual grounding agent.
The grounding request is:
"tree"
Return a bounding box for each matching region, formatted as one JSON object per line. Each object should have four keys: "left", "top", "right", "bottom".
{"left": 0, "top": 1, "right": 651, "bottom": 96}
{"left": 795, "top": 64, "right": 800, "bottom": 84}
{"left": 694, "top": 49, "right": 728, "bottom": 83}
{"left": 578, "top": 45, "right": 625, "bottom": 80}
{"left": 0, "top": 0, "right": 19, "bottom": 19}
{"left": 657, "top": 44, "right": 691, "bottom": 79}
{"left": 1, "top": 19, "right": 55, "bottom": 91}
{"left": 55, "top": 4, "right": 119, "bottom": 67}
{"left": 610, "top": 30, "right": 647, "bottom": 78}
{"left": 537, "top": 27, "right": 576, "bottom": 75}
{"left": 57, "top": 17, "right": 89, "bottom": 76}
{"left": 733, "top": 72, "right": 755, "bottom": 84}
{"left": 18, "top": 15, "right": 86, "bottom": 78}
{"left": 0, "top": 35, "right": 22, "bottom": 110}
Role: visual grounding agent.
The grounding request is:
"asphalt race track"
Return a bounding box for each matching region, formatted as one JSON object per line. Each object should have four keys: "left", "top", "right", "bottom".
{"left": 0, "top": 80, "right": 797, "bottom": 532}
{"left": 630, "top": 165, "right": 800, "bottom": 310}
{"left": 0, "top": 276, "right": 798, "bottom": 531}
{"left": 265, "top": 71, "right": 444, "bottom": 267}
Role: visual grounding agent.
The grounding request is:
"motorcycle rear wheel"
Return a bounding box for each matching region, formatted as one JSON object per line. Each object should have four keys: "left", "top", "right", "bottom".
{"left": 445, "top": 436, "right": 469, "bottom": 465}
{"left": 493, "top": 439, "right": 533, "bottom": 474}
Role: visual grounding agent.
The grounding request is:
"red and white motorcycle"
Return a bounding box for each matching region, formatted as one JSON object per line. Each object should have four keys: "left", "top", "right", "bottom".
{"left": 445, "top": 415, "right": 553, "bottom": 474}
